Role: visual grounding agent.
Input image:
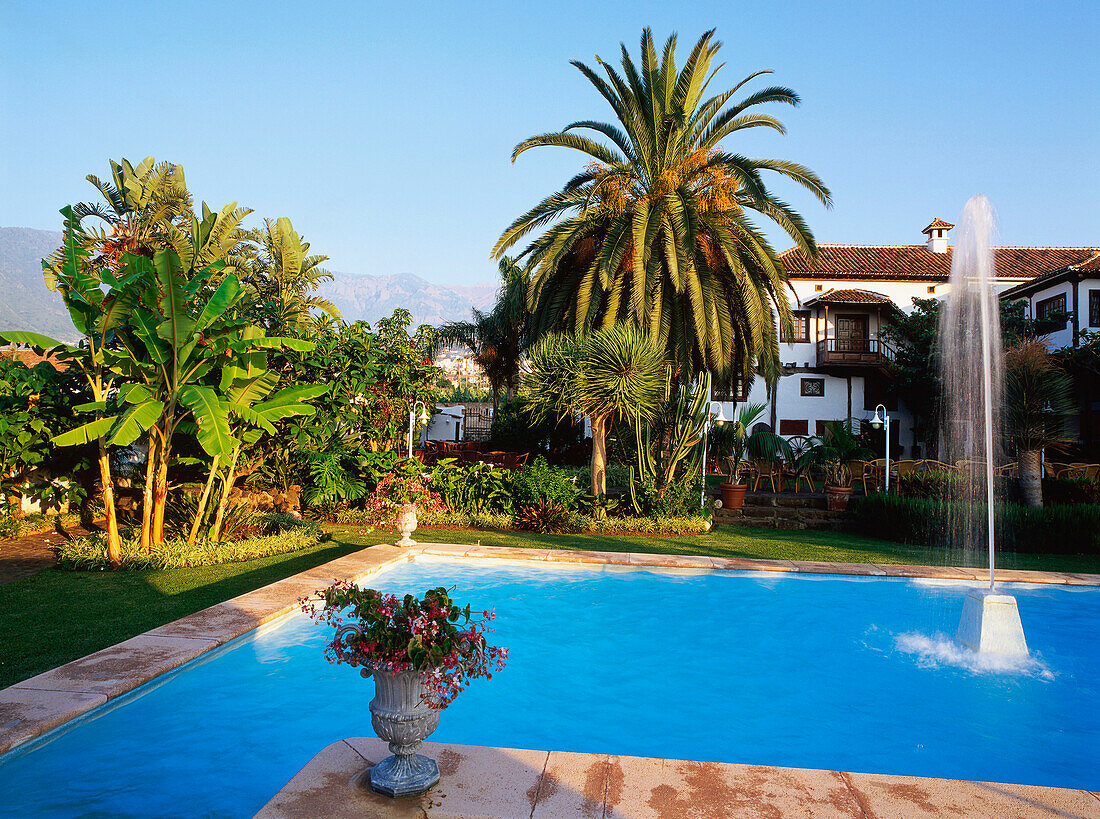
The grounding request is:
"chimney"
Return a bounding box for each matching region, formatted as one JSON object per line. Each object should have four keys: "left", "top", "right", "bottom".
{"left": 922, "top": 218, "right": 954, "bottom": 253}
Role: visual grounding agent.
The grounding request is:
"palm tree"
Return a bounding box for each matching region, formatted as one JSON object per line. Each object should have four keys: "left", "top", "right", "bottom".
{"left": 523, "top": 323, "right": 667, "bottom": 496}
{"left": 236, "top": 217, "right": 341, "bottom": 332}
{"left": 1004, "top": 340, "right": 1075, "bottom": 507}
{"left": 57, "top": 156, "right": 192, "bottom": 271}
{"left": 434, "top": 257, "right": 529, "bottom": 410}
{"left": 493, "top": 28, "right": 831, "bottom": 384}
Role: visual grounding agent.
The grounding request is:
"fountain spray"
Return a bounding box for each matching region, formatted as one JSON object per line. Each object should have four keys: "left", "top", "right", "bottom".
{"left": 941, "top": 195, "right": 1028, "bottom": 655}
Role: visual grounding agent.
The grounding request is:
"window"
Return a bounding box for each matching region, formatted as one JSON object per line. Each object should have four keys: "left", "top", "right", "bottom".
{"left": 800, "top": 378, "right": 825, "bottom": 397}
{"left": 1035, "top": 293, "right": 1067, "bottom": 322}
{"left": 781, "top": 311, "right": 810, "bottom": 343}
{"left": 779, "top": 419, "right": 808, "bottom": 435}
{"left": 1090, "top": 290, "right": 1100, "bottom": 328}
{"left": 815, "top": 420, "right": 832, "bottom": 435}
{"left": 927, "top": 286, "right": 936, "bottom": 294}
{"left": 814, "top": 284, "right": 824, "bottom": 292}
{"left": 711, "top": 374, "right": 750, "bottom": 402}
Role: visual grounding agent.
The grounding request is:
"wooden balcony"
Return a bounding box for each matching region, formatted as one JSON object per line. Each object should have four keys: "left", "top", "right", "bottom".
{"left": 816, "top": 336, "right": 896, "bottom": 369}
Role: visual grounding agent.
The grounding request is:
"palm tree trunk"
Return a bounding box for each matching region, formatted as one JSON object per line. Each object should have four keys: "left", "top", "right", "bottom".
{"left": 210, "top": 446, "right": 241, "bottom": 543}
{"left": 1018, "top": 449, "right": 1043, "bottom": 508}
{"left": 140, "top": 434, "right": 157, "bottom": 552}
{"left": 97, "top": 441, "right": 122, "bottom": 567}
{"left": 187, "top": 454, "right": 220, "bottom": 545}
{"left": 590, "top": 414, "right": 608, "bottom": 497}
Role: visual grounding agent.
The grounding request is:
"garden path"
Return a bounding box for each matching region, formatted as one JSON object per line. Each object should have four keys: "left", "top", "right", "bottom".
{"left": 0, "top": 521, "right": 100, "bottom": 585}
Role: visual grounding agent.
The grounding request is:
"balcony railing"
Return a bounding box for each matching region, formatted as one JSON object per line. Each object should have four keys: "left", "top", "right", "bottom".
{"left": 816, "top": 336, "right": 896, "bottom": 367}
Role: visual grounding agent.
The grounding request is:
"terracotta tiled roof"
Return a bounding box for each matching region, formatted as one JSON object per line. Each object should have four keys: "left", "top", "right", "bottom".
{"left": 804, "top": 288, "right": 894, "bottom": 306}
{"left": 1000, "top": 251, "right": 1100, "bottom": 300}
{"left": 1072, "top": 251, "right": 1100, "bottom": 272}
{"left": 778, "top": 245, "right": 1100, "bottom": 282}
{"left": 922, "top": 218, "right": 955, "bottom": 233}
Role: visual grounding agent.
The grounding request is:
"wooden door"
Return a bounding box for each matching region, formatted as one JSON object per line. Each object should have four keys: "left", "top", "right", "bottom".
{"left": 836, "top": 315, "right": 868, "bottom": 352}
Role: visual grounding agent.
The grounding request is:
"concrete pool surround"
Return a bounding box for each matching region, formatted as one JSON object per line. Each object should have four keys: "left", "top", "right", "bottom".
{"left": 2, "top": 542, "right": 1099, "bottom": 816}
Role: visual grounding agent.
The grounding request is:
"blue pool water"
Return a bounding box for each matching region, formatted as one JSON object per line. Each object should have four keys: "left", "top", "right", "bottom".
{"left": 1, "top": 557, "right": 1098, "bottom": 817}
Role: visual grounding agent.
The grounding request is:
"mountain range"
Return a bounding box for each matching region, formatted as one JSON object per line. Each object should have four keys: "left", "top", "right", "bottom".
{"left": 0, "top": 226, "right": 497, "bottom": 341}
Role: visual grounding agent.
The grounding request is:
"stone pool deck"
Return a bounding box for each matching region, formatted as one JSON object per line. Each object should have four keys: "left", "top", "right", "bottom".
{"left": 257, "top": 737, "right": 1100, "bottom": 818}
{"left": 2, "top": 542, "right": 1098, "bottom": 815}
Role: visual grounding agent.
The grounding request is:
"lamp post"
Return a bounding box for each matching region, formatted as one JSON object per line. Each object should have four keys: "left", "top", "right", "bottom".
{"left": 869, "top": 404, "right": 891, "bottom": 492}
{"left": 700, "top": 399, "right": 728, "bottom": 509}
{"left": 407, "top": 401, "right": 430, "bottom": 458}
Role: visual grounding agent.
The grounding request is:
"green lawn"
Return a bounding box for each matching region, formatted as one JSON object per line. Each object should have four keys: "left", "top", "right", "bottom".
{"left": 0, "top": 537, "right": 366, "bottom": 689}
{"left": 2, "top": 522, "right": 1096, "bottom": 689}
{"left": 329, "top": 523, "right": 1100, "bottom": 574}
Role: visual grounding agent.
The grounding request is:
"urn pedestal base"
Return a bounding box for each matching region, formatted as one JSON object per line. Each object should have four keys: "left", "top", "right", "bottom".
{"left": 360, "top": 753, "right": 440, "bottom": 797}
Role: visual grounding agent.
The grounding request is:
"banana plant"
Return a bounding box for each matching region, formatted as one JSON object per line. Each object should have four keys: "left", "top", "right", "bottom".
{"left": 1, "top": 207, "right": 146, "bottom": 565}
{"left": 189, "top": 328, "right": 327, "bottom": 543}
{"left": 104, "top": 246, "right": 316, "bottom": 547}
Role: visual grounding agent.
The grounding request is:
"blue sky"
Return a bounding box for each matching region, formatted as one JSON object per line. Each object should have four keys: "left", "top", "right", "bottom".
{"left": 1, "top": 1, "right": 1096, "bottom": 287}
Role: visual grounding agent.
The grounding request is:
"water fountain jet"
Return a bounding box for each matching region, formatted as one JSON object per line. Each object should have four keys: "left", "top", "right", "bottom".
{"left": 939, "top": 195, "right": 1028, "bottom": 656}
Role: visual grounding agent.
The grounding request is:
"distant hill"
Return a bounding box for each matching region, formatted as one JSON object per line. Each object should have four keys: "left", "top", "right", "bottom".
{"left": 318, "top": 272, "right": 498, "bottom": 327}
{"left": 0, "top": 226, "right": 78, "bottom": 342}
{"left": 0, "top": 226, "right": 499, "bottom": 338}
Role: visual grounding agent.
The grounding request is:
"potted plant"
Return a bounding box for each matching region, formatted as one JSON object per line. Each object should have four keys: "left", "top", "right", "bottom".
{"left": 821, "top": 461, "right": 854, "bottom": 511}
{"left": 807, "top": 419, "right": 871, "bottom": 512}
{"left": 716, "top": 403, "right": 789, "bottom": 509}
{"left": 366, "top": 470, "right": 444, "bottom": 547}
{"left": 300, "top": 582, "right": 507, "bottom": 797}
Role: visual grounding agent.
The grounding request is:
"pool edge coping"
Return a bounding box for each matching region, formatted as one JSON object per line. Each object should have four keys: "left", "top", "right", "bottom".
{"left": 2, "top": 542, "right": 1098, "bottom": 760}
{"left": 256, "top": 737, "right": 1100, "bottom": 818}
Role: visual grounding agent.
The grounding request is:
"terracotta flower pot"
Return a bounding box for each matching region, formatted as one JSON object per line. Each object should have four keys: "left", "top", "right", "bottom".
{"left": 824, "top": 485, "right": 854, "bottom": 512}
{"left": 719, "top": 482, "right": 748, "bottom": 510}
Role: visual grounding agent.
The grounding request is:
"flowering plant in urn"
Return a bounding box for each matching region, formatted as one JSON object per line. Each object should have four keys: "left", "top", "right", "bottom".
{"left": 364, "top": 472, "right": 444, "bottom": 546}
{"left": 300, "top": 582, "right": 506, "bottom": 796}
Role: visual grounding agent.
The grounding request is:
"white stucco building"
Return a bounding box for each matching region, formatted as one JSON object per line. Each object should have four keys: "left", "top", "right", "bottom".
{"left": 714, "top": 219, "right": 1100, "bottom": 457}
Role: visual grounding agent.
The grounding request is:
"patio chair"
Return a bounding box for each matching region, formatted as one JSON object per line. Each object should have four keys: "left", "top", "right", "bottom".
{"left": 1060, "top": 463, "right": 1089, "bottom": 479}
{"left": 868, "top": 458, "right": 887, "bottom": 491}
{"left": 1084, "top": 464, "right": 1100, "bottom": 480}
{"left": 994, "top": 462, "right": 1019, "bottom": 478}
{"left": 752, "top": 460, "right": 782, "bottom": 493}
{"left": 1044, "top": 461, "right": 1067, "bottom": 478}
{"left": 846, "top": 460, "right": 871, "bottom": 494}
{"left": 783, "top": 459, "right": 815, "bottom": 493}
{"left": 894, "top": 460, "right": 917, "bottom": 478}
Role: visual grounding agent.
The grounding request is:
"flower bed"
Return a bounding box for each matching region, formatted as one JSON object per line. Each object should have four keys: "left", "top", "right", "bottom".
{"left": 54, "top": 514, "right": 323, "bottom": 570}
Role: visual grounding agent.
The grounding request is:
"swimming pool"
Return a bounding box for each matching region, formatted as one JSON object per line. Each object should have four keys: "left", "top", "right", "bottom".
{"left": 1, "top": 556, "right": 1097, "bottom": 817}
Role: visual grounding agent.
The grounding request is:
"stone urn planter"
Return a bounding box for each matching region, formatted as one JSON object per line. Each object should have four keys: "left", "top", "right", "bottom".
{"left": 824, "top": 485, "right": 854, "bottom": 512}
{"left": 395, "top": 502, "right": 418, "bottom": 547}
{"left": 305, "top": 587, "right": 507, "bottom": 800}
{"left": 719, "top": 482, "right": 748, "bottom": 510}
{"left": 359, "top": 666, "right": 441, "bottom": 797}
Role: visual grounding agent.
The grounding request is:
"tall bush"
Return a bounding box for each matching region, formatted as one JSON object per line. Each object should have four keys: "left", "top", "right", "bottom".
{"left": 849, "top": 493, "right": 1100, "bottom": 555}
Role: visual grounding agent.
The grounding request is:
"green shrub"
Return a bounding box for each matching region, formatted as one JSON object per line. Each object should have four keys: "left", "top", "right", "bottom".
{"left": 0, "top": 515, "right": 20, "bottom": 540}
{"left": 849, "top": 493, "right": 1100, "bottom": 555}
{"left": 429, "top": 459, "right": 513, "bottom": 515}
{"left": 513, "top": 500, "right": 577, "bottom": 533}
{"left": 512, "top": 457, "right": 579, "bottom": 510}
{"left": 1043, "top": 477, "right": 1100, "bottom": 505}
{"left": 629, "top": 473, "right": 702, "bottom": 518}
{"left": 55, "top": 520, "right": 324, "bottom": 570}
{"left": 489, "top": 396, "right": 582, "bottom": 453}
{"left": 417, "top": 509, "right": 513, "bottom": 530}
{"left": 895, "top": 470, "right": 965, "bottom": 498}
{"left": 585, "top": 515, "right": 710, "bottom": 535}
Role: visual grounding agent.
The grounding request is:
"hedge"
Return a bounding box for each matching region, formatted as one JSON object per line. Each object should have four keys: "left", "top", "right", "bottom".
{"left": 849, "top": 493, "right": 1100, "bottom": 555}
